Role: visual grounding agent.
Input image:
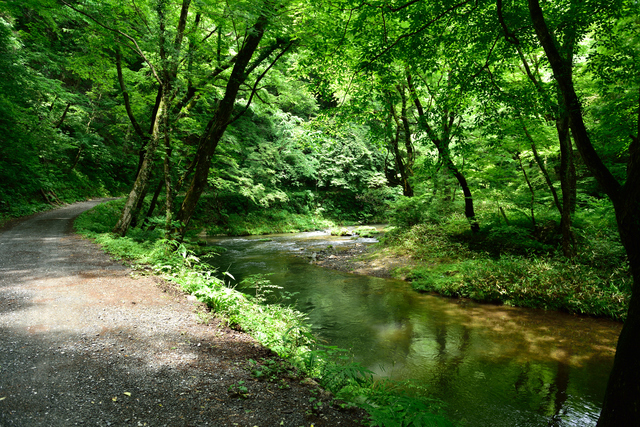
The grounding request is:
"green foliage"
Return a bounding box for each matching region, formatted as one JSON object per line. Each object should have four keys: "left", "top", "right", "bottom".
{"left": 353, "top": 226, "right": 380, "bottom": 238}
{"left": 388, "top": 196, "right": 428, "bottom": 228}
{"left": 363, "top": 393, "right": 455, "bottom": 427}
{"left": 227, "top": 381, "right": 249, "bottom": 399}
{"left": 330, "top": 227, "right": 352, "bottom": 236}
{"left": 0, "top": 9, "right": 133, "bottom": 222}
{"left": 189, "top": 187, "right": 391, "bottom": 236}
{"left": 248, "top": 357, "right": 295, "bottom": 388}
{"left": 385, "top": 220, "right": 630, "bottom": 321}
{"left": 73, "top": 199, "right": 124, "bottom": 234}
{"left": 204, "top": 208, "right": 335, "bottom": 236}
{"left": 318, "top": 189, "right": 392, "bottom": 224}
{"left": 239, "top": 274, "right": 300, "bottom": 306}
{"left": 295, "top": 342, "right": 454, "bottom": 427}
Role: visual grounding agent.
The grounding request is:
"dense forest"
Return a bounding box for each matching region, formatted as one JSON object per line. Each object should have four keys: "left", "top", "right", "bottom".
{"left": 1, "top": 0, "right": 639, "bottom": 425}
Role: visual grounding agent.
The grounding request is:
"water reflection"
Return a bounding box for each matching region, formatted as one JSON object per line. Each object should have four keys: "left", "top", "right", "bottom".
{"left": 206, "top": 231, "right": 621, "bottom": 427}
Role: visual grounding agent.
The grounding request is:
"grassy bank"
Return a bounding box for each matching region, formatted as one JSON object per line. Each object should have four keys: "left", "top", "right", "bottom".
{"left": 188, "top": 190, "right": 389, "bottom": 236}
{"left": 380, "top": 219, "right": 630, "bottom": 321}
{"left": 199, "top": 209, "right": 337, "bottom": 236}
{"left": 75, "top": 200, "right": 455, "bottom": 427}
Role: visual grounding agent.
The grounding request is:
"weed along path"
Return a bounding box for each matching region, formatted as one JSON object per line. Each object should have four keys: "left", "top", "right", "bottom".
{"left": 0, "top": 201, "right": 366, "bottom": 427}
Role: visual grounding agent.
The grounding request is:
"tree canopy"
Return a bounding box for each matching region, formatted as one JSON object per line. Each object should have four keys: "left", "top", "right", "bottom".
{"left": 1, "top": 0, "right": 638, "bottom": 424}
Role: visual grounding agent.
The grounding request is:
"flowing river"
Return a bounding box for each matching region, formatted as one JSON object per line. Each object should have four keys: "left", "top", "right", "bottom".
{"left": 205, "top": 230, "right": 622, "bottom": 427}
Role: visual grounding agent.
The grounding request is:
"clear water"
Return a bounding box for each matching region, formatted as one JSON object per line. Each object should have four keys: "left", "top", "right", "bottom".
{"left": 206, "top": 231, "right": 621, "bottom": 427}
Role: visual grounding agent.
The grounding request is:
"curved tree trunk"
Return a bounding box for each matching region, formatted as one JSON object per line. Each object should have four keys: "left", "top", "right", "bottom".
{"left": 442, "top": 149, "right": 480, "bottom": 233}
{"left": 406, "top": 73, "right": 479, "bottom": 232}
{"left": 175, "top": 15, "right": 268, "bottom": 235}
{"left": 515, "top": 152, "right": 536, "bottom": 229}
{"left": 113, "top": 96, "right": 166, "bottom": 236}
{"left": 527, "top": 1, "right": 640, "bottom": 424}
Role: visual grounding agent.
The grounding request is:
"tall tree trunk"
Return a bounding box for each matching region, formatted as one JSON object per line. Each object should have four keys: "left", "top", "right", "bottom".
{"left": 391, "top": 125, "right": 413, "bottom": 197}
{"left": 556, "top": 112, "right": 576, "bottom": 257}
{"left": 175, "top": 15, "right": 268, "bottom": 235}
{"left": 141, "top": 178, "right": 164, "bottom": 228}
{"left": 556, "top": 22, "right": 578, "bottom": 258}
{"left": 163, "top": 137, "right": 174, "bottom": 237}
{"left": 500, "top": 1, "right": 577, "bottom": 254}
{"left": 388, "top": 89, "right": 414, "bottom": 197}
{"left": 398, "top": 85, "right": 415, "bottom": 176}
{"left": 521, "top": 120, "right": 562, "bottom": 214}
{"left": 113, "top": 95, "right": 166, "bottom": 236}
{"left": 515, "top": 152, "right": 536, "bottom": 229}
{"left": 527, "top": 1, "right": 640, "bottom": 425}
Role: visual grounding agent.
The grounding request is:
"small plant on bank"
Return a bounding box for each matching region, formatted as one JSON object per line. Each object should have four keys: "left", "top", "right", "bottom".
{"left": 228, "top": 380, "right": 249, "bottom": 399}
{"left": 248, "top": 358, "right": 296, "bottom": 389}
{"left": 353, "top": 226, "right": 380, "bottom": 238}
{"left": 307, "top": 396, "right": 324, "bottom": 415}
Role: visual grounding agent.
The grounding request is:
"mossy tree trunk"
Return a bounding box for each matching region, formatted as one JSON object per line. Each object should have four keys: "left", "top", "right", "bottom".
{"left": 113, "top": 0, "right": 191, "bottom": 237}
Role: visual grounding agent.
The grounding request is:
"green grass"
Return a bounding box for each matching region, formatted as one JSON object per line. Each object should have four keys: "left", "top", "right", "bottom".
{"left": 382, "top": 222, "right": 631, "bottom": 321}
{"left": 202, "top": 209, "right": 336, "bottom": 236}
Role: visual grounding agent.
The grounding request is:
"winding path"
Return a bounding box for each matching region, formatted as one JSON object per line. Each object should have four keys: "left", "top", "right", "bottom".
{"left": 0, "top": 201, "right": 364, "bottom": 426}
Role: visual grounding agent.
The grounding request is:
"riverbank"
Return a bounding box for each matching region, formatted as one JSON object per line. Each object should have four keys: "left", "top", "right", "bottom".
{"left": 71, "top": 200, "right": 456, "bottom": 426}
{"left": 311, "top": 223, "right": 630, "bottom": 322}
{"left": 199, "top": 223, "right": 623, "bottom": 427}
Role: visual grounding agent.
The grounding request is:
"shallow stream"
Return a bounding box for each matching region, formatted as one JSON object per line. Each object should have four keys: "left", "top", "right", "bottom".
{"left": 206, "top": 230, "right": 622, "bottom": 427}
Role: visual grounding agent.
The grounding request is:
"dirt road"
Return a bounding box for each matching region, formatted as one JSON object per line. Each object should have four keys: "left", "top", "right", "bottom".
{"left": 0, "top": 201, "right": 365, "bottom": 426}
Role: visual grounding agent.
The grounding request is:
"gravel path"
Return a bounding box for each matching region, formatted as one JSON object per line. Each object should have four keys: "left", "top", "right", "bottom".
{"left": 0, "top": 200, "right": 366, "bottom": 426}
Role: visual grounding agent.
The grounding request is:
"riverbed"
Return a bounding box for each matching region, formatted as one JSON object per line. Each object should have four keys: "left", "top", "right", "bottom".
{"left": 205, "top": 230, "right": 622, "bottom": 427}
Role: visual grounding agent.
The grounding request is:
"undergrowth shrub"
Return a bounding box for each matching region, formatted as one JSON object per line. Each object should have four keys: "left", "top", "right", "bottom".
{"left": 73, "top": 198, "right": 124, "bottom": 234}
{"left": 295, "top": 343, "right": 454, "bottom": 427}
{"left": 193, "top": 188, "right": 390, "bottom": 236}
{"left": 386, "top": 222, "right": 630, "bottom": 321}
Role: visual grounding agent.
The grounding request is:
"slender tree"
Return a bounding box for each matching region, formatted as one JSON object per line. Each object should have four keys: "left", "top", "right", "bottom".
{"left": 497, "top": 0, "right": 577, "bottom": 256}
